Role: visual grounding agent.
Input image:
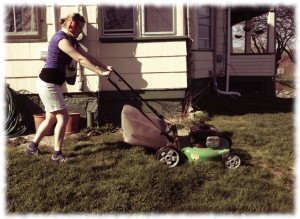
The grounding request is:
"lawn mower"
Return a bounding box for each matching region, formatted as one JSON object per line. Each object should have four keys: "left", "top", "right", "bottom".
{"left": 107, "top": 70, "right": 241, "bottom": 169}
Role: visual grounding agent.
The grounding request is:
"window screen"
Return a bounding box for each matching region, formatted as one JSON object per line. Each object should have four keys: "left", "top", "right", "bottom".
{"left": 102, "top": 6, "right": 135, "bottom": 36}
{"left": 198, "top": 7, "right": 211, "bottom": 49}
{"left": 5, "top": 5, "right": 42, "bottom": 39}
{"left": 144, "top": 5, "right": 174, "bottom": 34}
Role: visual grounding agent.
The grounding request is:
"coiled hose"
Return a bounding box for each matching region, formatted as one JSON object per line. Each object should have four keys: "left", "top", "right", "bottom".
{"left": 5, "top": 84, "right": 28, "bottom": 137}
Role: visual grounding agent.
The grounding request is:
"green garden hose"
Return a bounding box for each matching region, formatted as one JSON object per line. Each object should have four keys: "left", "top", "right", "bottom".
{"left": 5, "top": 84, "right": 28, "bottom": 137}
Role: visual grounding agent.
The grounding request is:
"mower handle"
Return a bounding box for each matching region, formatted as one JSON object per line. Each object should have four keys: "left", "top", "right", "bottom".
{"left": 106, "top": 69, "right": 164, "bottom": 120}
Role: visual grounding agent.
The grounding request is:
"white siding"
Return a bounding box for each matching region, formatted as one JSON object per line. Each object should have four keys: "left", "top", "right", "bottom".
{"left": 97, "top": 41, "right": 187, "bottom": 90}
{"left": 99, "top": 42, "right": 187, "bottom": 58}
{"left": 102, "top": 56, "right": 186, "bottom": 74}
{"left": 100, "top": 72, "right": 187, "bottom": 91}
{"left": 230, "top": 54, "right": 275, "bottom": 76}
{"left": 193, "top": 51, "right": 214, "bottom": 78}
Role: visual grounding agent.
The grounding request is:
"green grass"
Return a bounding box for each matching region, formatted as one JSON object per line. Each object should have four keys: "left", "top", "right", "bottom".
{"left": 6, "top": 97, "right": 295, "bottom": 214}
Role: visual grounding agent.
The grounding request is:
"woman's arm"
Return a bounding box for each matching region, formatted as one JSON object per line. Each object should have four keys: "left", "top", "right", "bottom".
{"left": 77, "top": 46, "right": 111, "bottom": 71}
{"left": 58, "top": 38, "right": 112, "bottom": 76}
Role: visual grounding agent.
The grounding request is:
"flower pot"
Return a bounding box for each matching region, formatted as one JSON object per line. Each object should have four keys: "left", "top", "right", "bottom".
{"left": 65, "top": 113, "right": 80, "bottom": 135}
{"left": 33, "top": 114, "right": 55, "bottom": 136}
{"left": 33, "top": 112, "right": 80, "bottom": 136}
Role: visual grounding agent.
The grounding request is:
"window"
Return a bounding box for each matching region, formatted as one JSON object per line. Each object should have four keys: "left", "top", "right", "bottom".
{"left": 232, "top": 13, "right": 269, "bottom": 54}
{"left": 5, "top": 5, "right": 42, "bottom": 40}
{"left": 232, "top": 21, "right": 246, "bottom": 53}
{"left": 198, "top": 7, "right": 212, "bottom": 49}
{"left": 102, "top": 6, "right": 135, "bottom": 36}
{"left": 143, "top": 5, "right": 175, "bottom": 35}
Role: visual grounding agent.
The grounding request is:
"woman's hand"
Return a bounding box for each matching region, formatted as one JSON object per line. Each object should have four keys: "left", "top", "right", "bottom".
{"left": 97, "top": 66, "right": 113, "bottom": 76}
{"left": 101, "top": 70, "right": 111, "bottom": 76}
{"left": 101, "top": 66, "right": 113, "bottom": 76}
{"left": 106, "top": 66, "right": 113, "bottom": 72}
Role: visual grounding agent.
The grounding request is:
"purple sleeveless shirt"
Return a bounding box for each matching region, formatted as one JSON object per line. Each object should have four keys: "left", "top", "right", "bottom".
{"left": 40, "top": 31, "right": 79, "bottom": 85}
{"left": 44, "top": 31, "right": 79, "bottom": 72}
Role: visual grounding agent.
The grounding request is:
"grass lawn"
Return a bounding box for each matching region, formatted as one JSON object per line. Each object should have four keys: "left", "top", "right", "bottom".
{"left": 5, "top": 97, "right": 295, "bottom": 214}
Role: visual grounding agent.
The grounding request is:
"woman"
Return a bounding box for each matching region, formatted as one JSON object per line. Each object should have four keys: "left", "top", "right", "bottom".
{"left": 24, "top": 13, "right": 113, "bottom": 162}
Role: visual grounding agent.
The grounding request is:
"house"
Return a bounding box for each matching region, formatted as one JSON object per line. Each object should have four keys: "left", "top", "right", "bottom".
{"left": 4, "top": 4, "right": 276, "bottom": 128}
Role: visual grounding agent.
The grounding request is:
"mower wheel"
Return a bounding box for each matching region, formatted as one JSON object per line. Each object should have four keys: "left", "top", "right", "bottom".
{"left": 156, "top": 147, "right": 181, "bottom": 168}
{"left": 222, "top": 153, "right": 241, "bottom": 169}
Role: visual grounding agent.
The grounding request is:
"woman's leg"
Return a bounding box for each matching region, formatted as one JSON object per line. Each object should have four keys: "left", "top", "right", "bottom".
{"left": 51, "top": 108, "right": 75, "bottom": 162}
{"left": 32, "top": 112, "right": 57, "bottom": 144}
{"left": 53, "top": 108, "right": 69, "bottom": 152}
{"left": 25, "top": 111, "right": 57, "bottom": 156}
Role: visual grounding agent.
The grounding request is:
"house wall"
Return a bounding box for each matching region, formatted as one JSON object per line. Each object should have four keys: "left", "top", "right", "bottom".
{"left": 99, "top": 41, "right": 187, "bottom": 91}
{"left": 190, "top": 7, "right": 227, "bottom": 79}
{"left": 189, "top": 7, "right": 275, "bottom": 80}
{"left": 4, "top": 4, "right": 187, "bottom": 94}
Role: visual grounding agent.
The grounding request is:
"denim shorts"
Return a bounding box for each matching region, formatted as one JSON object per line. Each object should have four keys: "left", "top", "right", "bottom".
{"left": 36, "top": 77, "right": 66, "bottom": 112}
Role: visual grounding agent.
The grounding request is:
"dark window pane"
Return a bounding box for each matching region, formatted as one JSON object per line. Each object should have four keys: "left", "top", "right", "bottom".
{"left": 144, "top": 6, "right": 173, "bottom": 32}
{"left": 103, "top": 6, "right": 134, "bottom": 35}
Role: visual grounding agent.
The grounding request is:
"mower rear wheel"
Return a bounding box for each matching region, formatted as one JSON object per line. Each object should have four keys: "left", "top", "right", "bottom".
{"left": 222, "top": 153, "right": 241, "bottom": 169}
{"left": 156, "top": 147, "right": 181, "bottom": 168}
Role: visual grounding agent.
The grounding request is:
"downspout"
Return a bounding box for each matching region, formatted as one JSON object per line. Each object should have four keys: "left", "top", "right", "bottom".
{"left": 77, "top": 5, "right": 84, "bottom": 91}
{"left": 184, "top": 4, "right": 194, "bottom": 115}
{"left": 212, "top": 7, "right": 241, "bottom": 97}
{"left": 186, "top": 4, "right": 191, "bottom": 40}
{"left": 226, "top": 7, "right": 230, "bottom": 92}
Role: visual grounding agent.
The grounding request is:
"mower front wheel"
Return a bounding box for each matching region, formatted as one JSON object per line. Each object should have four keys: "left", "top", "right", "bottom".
{"left": 156, "top": 147, "right": 181, "bottom": 168}
{"left": 222, "top": 153, "right": 241, "bottom": 169}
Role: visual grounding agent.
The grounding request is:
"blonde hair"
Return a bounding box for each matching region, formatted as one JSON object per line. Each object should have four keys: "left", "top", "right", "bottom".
{"left": 59, "top": 13, "right": 85, "bottom": 27}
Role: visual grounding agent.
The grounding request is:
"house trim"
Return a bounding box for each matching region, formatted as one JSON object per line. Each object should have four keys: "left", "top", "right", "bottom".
{"left": 99, "top": 36, "right": 188, "bottom": 43}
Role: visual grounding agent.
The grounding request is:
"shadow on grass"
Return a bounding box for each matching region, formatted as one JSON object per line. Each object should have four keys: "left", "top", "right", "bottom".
{"left": 73, "top": 141, "right": 133, "bottom": 156}
{"left": 230, "top": 148, "right": 253, "bottom": 167}
{"left": 72, "top": 124, "right": 253, "bottom": 169}
{"left": 194, "top": 97, "right": 294, "bottom": 116}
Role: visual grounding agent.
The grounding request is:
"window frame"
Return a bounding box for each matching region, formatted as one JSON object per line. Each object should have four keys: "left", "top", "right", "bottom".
{"left": 141, "top": 4, "right": 176, "bottom": 35}
{"left": 101, "top": 5, "right": 136, "bottom": 38}
{"left": 5, "top": 5, "right": 43, "bottom": 41}
{"left": 197, "top": 6, "right": 214, "bottom": 50}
